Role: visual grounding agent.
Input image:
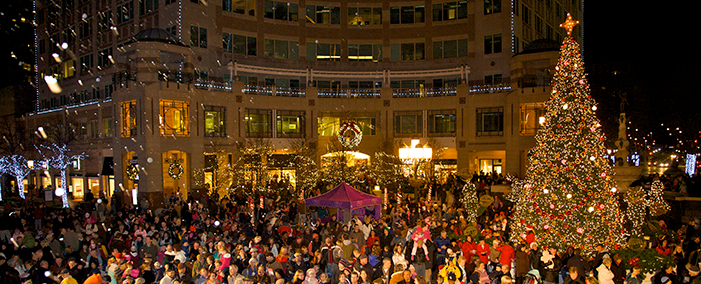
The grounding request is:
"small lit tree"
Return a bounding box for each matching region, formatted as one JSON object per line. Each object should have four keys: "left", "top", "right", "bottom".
{"left": 193, "top": 150, "right": 234, "bottom": 198}
{"left": 288, "top": 143, "right": 319, "bottom": 200}
{"left": 4, "top": 155, "right": 32, "bottom": 199}
{"left": 37, "top": 144, "right": 85, "bottom": 208}
{"left": 460, "top": 182, "right": 479, "bottom": 223}
{"left": 231, "top": 139, "right": 274, "bottom": 194}
{"left": 646, "top": 180, "right": 670, "bottom": 217}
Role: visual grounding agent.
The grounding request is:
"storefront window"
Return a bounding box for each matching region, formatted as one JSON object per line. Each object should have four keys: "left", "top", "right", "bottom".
{"left": 480, "top": 159, "right": 502, "bottom": 174}
{"left": 71, "top": 177, "right": 84, "bottom": 199}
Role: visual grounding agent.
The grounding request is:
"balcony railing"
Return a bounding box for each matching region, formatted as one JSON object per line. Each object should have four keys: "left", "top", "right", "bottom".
{"left": 469, "top": 78, "right": 512, "bottom": 94}
{"left": 318, "top": 88, "right": 381, "bottom": 98}
{"left": 393, "top": 86, "right": 457, "bottom": 98}
{"left": 243, "top": 85, "right": 306, "bottom": 97}
{"left": 518, "top": 75, "right": 553, "bottom": 88}
{"left": 194, "top": 78, "right": 233, "bottom": 92}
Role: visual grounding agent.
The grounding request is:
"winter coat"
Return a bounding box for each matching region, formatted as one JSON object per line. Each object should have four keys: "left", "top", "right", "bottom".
{"left": 515, "top": 250, "right": 530, "bottom": 277}
{"left": 597, "top": 264, "right": 615, "bottom": 284}
{"left": 475, "top": 243, "right": 491, "bottom": 264}
{"left": 540, "top": 252, "right": 562, "bottom": 283}
{"left": 610, "top": 261, "right": 626, "bottom": 284}
{"left": 497, "top": 245, "right": 515, "bottom": 268}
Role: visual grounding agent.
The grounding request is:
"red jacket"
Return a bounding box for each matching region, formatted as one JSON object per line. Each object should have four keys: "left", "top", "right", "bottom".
{"left": 474, "top": 243, "right": 490, "bottom": 264}
{"left": 496, "top": 245, "right": 515, "bottom": 267}
{"left": 461, "top": 241, "right": 475, "bottom": 262}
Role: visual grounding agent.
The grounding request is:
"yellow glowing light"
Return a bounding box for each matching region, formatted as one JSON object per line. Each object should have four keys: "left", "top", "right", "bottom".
{"left": 560, "top": 13, "right": 580, "bottom": 36}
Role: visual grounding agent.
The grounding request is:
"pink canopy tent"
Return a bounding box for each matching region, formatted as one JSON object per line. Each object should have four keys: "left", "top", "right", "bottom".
{"left": 305, "top": 182, "right": 382, "bottom": 221}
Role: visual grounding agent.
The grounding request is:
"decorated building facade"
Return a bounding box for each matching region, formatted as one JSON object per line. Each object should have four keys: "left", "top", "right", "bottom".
{"left": 29, "top": 0, "right": 580, "bottom": 203}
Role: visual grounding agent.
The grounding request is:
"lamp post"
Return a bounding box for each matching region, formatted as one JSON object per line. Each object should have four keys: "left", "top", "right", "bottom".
{"left": 27, "top": 160, "right": 34, "bottom": 200}
{"left": 398, "top": 139, "right": 433, "bottom": 197}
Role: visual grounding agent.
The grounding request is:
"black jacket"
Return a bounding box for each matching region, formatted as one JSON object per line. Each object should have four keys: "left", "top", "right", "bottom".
{"left": 404, "top": 239, "right": 437, "bottom": 268}
{"left": 610, "top": 261, "right": 626, "bottom": 284}
{"left": 566, "top": 255, "right": 591, "bottom": 276}
{"left": 541, "top": 254, "right": 562, "bottom": 283}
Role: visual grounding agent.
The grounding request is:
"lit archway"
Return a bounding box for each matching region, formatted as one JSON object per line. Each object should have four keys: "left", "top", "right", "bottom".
{"left": 162, "top": 150, "right": 189, "bottom": 200}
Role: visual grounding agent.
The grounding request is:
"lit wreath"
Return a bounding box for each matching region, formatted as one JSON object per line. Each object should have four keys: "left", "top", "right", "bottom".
{"left": 168, "top": 162, "right": 184, "bottom": 180}
{"left": 126, "top": 164, "right": 139, "bottom": 181}
{"left": 338, "top": 122, "right": 363, "bottom": 148}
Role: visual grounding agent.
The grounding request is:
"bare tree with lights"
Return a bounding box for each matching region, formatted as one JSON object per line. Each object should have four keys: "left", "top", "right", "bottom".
{"left": 508, "top": 14, "right": 627, "bottom": 252}
{"left": 4, "top": 155, "right": 32, "bottom": 200}
{"left": 36, "top": 144, "right": 85, "bottom": 208}
{"left": 0, "top": 157, "right": 7, "bottom": 201}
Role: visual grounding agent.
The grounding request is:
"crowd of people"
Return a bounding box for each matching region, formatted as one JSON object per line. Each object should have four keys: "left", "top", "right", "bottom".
{"left": 0, "top": 179, "right": 700, "bottom": 284}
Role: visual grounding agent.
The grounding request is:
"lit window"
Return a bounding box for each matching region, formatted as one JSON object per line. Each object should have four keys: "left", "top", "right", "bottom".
{"left": 121, "top": 100, "right": 137, "bottom": 137}
{"left": 276, "top": 110, "right": 305, "bottom": 138}
{"left": 347, "top": 7, "right": 381, "bottom": 25}
{"left": 484, "top": 0, "right": 501, "bottom": 15}
{"left": 204, "top": 106, "right": 226, "bottom": 137}
{"left": 245, "top": 109, "right": 273, "bottom": 138}
{"left": 427, "top": 109, "right": 456, "bottom": 136}
{"left": 476, "top": 107, "right": 503, "bottom": 136}
{"left": 520, "top": 102, "right": 545, "bottom": 135}
{"left": 160, "top": 100, "right": 190, "bottom": 137}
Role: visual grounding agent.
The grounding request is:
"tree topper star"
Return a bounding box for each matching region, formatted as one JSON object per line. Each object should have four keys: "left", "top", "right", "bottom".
{"left": 560, "top": 13, "right": 579, "bottom": 36}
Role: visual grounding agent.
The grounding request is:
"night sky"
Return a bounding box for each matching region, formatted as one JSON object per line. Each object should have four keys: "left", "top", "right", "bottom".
{"left": 583, "top": 2, "right": 699, "bottom": 150}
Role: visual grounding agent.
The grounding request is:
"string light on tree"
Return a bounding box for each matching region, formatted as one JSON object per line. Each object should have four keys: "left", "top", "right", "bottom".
{"left": 3, "top": 155, "right": 32, "bottom": 200}
{"left": 37, "top": 144, "right": 86, "bottom": 208}
{"left": 460, "top": 183, "right": 479, "bottom": 223}
{"left": 507, "top": 14, "right": 627, "bottom": 252}
{"left": 646, "top": 180, "right": 670, "bottom": 216}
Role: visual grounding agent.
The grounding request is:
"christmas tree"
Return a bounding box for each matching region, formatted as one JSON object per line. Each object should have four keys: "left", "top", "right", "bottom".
{"left": 508, "top": 14, "right": 627, "bottom": 251}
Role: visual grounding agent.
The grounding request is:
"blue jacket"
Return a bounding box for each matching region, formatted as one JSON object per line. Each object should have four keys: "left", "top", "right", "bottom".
{"left": 435, "top": 236, "right": 451, "bottom": 255}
